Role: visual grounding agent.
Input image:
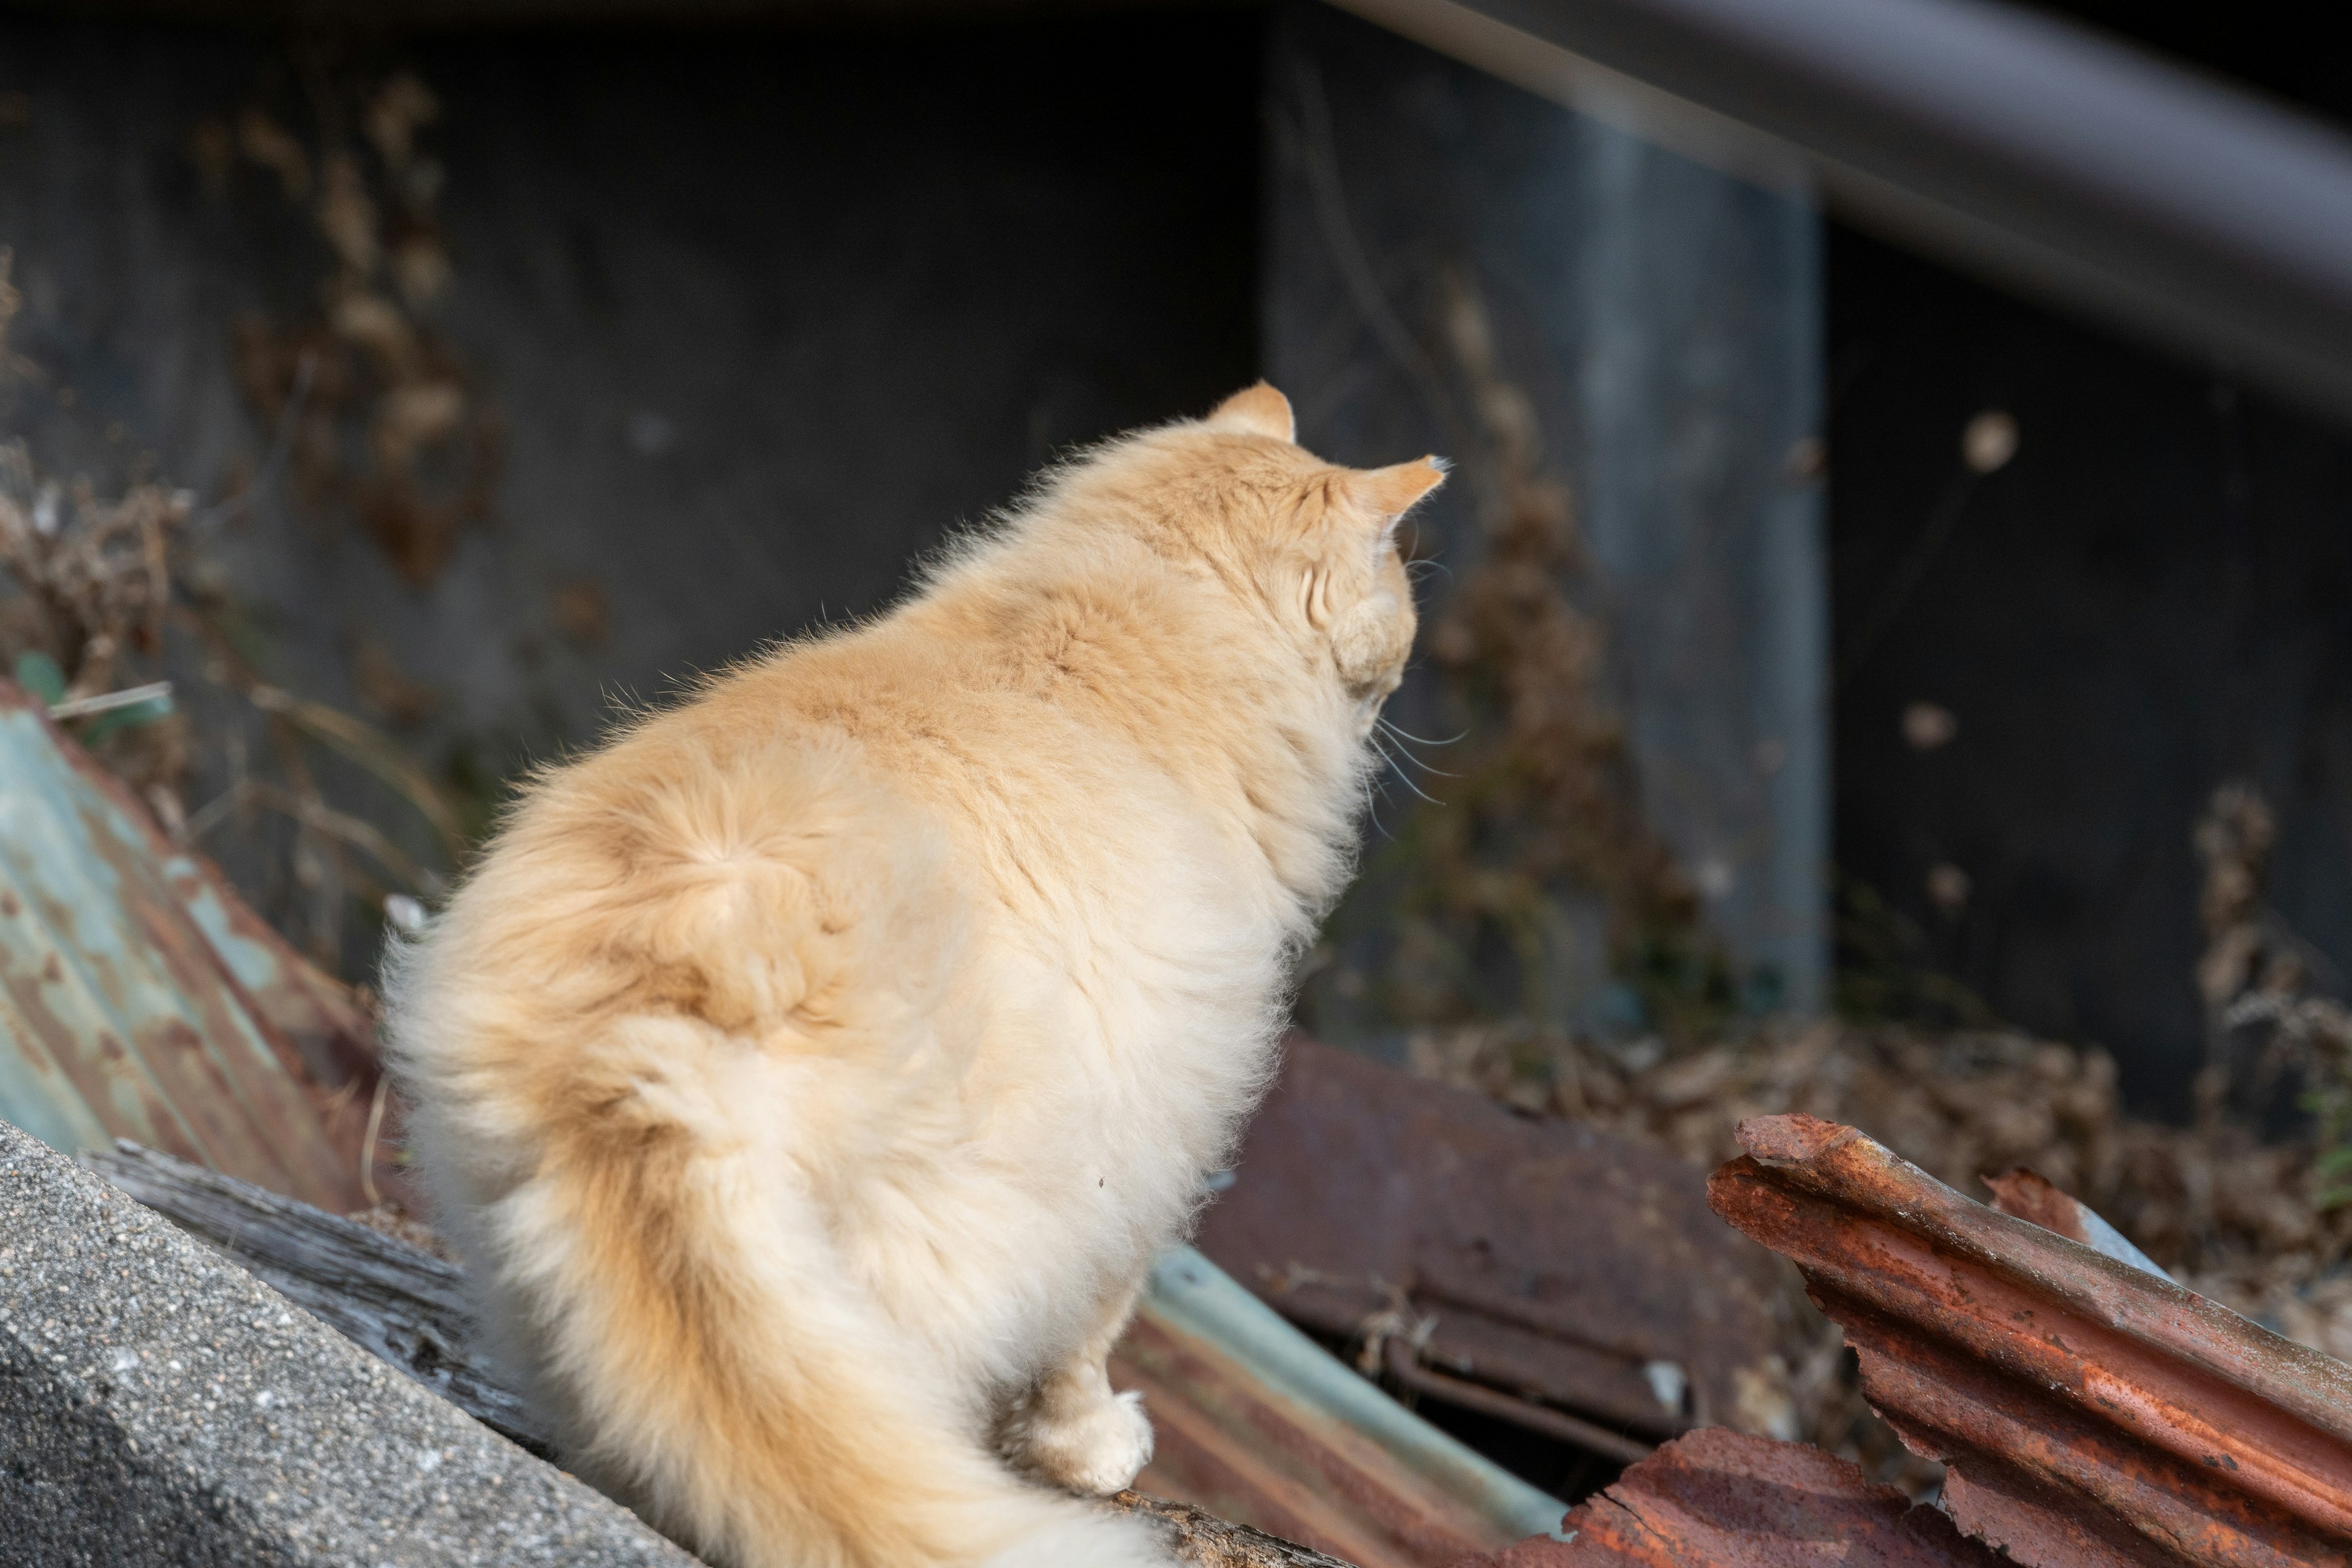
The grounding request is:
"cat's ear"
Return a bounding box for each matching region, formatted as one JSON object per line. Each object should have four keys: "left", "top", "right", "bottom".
{"left": 1207, "top": 382, "right": 1297, "bottom": 443}
{"left": 1347, "top": 457, "right": 1448, "bottom": 537}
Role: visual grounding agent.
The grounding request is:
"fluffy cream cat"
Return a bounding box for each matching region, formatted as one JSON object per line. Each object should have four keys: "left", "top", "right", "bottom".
{"left": 385, "top": 383, "right": 1444, "bottom": 1568}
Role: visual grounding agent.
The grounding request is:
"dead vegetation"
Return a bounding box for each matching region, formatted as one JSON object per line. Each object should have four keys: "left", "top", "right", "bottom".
{"left": 1310, "top": 269, "right": 2352, "bottom": 1491}
{"left": 0, "top": 243, "right": 461, "bottom": 976}
{"left": 1, "top": 56, "right": 492, "bottom": 979}
{"left": 200, "top": 64, "right": 500, "bottom": 589}
{"left": 1302, "top": 274, "right": 1729, "bottom": 1048}
{"left": 1396, "top": 775, "right": 2352, "bottom": 1508}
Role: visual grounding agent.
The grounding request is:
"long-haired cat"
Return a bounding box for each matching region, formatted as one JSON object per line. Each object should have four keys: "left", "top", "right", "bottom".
{"left": 385, "top": 383, "right": 1444, "bottom": 1568}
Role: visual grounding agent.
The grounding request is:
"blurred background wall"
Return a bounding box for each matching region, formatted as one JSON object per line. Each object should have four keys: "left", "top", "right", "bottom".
{"left": 5, "top": 0, "right": 2351, "bottom": 1118}
{"left": 1826, "top": 8, "right": 2352, "bottom": 1117}
{"left": 0, "top": 5, "right": 1258, "bottom": 778}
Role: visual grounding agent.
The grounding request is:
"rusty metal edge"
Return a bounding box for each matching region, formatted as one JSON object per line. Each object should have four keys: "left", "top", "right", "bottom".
{"left": 1447, "top": 1427, "right": 2005, "bottom": 1567}
{"left": 1708, "top": 1112, "right": 2352, "bottom": 1568}
{"left": 0, "top": 680, "right": 377, "bottom": 1084}
{"left": 1982, "top": 1166, "right": 2168, "bottom": 1283}
{"left": 1140, "top": 1250, "right": 1569, "bottom": 1546}
{"left": 1379, "top": 1341, "right": 1654, "bottom": 1468}
{"left": 1, "top": 678, "right": 374, "bottom": 1209}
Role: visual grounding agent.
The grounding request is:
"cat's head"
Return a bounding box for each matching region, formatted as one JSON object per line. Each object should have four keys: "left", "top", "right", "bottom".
{"left": 1155, "top": 382, "right": 1445, "bottom": 734}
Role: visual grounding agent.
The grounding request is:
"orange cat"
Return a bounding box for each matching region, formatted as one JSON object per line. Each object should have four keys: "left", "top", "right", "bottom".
{"left": 385, "top": 385, "right": 1444, "bottom": 1568}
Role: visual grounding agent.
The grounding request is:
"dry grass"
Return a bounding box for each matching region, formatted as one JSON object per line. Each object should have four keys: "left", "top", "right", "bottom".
{"left": 1302, "top": 273, "right": 1730, "bottom": 1047}
{"left": 205, "top": 67, "right": 502, "bottom": 590}
{"left": 1, "top": 236, "right": 461, "bottom": 976}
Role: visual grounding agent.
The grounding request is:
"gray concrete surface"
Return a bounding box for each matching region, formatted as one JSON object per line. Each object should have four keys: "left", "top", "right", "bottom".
{"left": 0, "top": 1115, "right": 701, "bottom": 1566}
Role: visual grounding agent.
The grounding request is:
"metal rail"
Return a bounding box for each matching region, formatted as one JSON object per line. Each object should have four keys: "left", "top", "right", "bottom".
{"left": 1338, "top": 0, "right": 2352, "bottom": 424}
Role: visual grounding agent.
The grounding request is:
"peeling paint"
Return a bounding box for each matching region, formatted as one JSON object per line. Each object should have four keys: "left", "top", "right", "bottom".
{"left": 1, "top": 678, "right": 374, "bottom": 1210}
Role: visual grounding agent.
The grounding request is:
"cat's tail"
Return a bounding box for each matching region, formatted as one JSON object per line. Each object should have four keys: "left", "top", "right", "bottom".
{"left": 460, "top": 1084, "right": 1169, "bottom": 1568}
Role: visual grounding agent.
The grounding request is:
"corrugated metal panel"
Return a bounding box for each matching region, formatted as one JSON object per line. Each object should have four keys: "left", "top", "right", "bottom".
{"left": 1980, "top": 1166, "right": 2169, "bottom": 1280}
{"left": 1116, "top": 1248, "right": 1564, "bottom": 1568}
{"left": 1194, "top": 1039, "right": 1795, "bottom": 1454}
{"left": 1452, "top": 1427, "right": 2002, "bottom": 1567}
{"left": 0, "top": 678, "right": 371, "bottom": 1211}
{"left": 1709, "top": 1112, "right": 2352, "bottom": 1568}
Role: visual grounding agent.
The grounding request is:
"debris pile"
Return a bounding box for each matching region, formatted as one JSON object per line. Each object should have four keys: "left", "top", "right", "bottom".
{"left": 1713, "top": 1113, "right": 2352, "bottom": 1568}
{"left": 1409, "top": 1014, "right": 2351, "bottom": 1352}
{"left": 1379, "top": 778, "right": 2352, "bottom": 1513}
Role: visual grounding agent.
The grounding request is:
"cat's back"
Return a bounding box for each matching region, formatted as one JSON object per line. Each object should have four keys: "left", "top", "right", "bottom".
{"left": 415, "top": 585, "right": 1221, "bottom": 1040}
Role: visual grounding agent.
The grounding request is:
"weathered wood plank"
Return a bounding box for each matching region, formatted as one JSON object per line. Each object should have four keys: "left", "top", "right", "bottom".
{"left": 81, "top": 1139, "right": 553, "bottom": 1452}
{"left": 1116, "top": 1493, "right": 1360, "bottom": 1568}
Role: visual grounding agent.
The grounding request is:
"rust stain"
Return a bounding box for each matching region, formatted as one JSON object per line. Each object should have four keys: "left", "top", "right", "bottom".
{"left": 2, "top": 932, "right": 199, "bottom": 1160}
{"left": 1980, "top": 1168, "right": 2090, "bottom": 1246}
{"left": 160, "top": 852, "right": 377, "bottom": 1088}
{"left": 1114, "top": 1303, "right": 1520, "bottom": 1568}
{"left": 1708, "top": 1112, "right": 2352, "bottom": 1567}
{"left": 1, "top": 677, "right": 375, "bottom": 1210}
{"left": 1195, "top": 1038, "right": 1790, "bottom": 1453}
{"left": 1449, "top": 1428, "right": 2002, "bottom": 1566}
{"left": 120, "top": 867, "right": 355, "bottom": 1202}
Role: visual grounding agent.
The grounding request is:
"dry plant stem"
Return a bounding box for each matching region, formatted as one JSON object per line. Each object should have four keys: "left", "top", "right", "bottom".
{"left": 7, "top": 197, "right": 464, "bottom": 990}
{"left": 187, "top": 774, "right": 436, "bottom": 895}
{"left": 1317, "top": 271, "right": 1716, "bottom": 1041}
{"left": 247, "top": 682, "right": 466, "bottom": 856}
{"left": 222, "top": 68, "right": 500, "bottom": 589}
{"left": 1283, "top": 61, "right": 1466, "bottom": 458}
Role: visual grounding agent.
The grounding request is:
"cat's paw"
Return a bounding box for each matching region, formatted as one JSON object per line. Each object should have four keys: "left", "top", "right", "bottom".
{"left": 1008, "top": 1388, "right": 1155, "bottom": 1497}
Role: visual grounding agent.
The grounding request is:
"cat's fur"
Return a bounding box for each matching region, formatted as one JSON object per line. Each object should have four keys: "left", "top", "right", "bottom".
{"left": 383, "top": 384, "right": 1443, "bottom": 1568}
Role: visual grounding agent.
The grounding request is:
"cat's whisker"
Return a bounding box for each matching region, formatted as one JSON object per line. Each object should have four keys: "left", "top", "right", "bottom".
{"left": 1378, "top": 717, "right": 1468, "bottom": 748}
{"left": 1369, "top": 733, "right": 1446, "bottom": 807}
{"left": 1376, "top": 720, "right": 1464, "bottom": 776}
{"left": 1353, "top": 758, "right": 1395, "bottom": 838}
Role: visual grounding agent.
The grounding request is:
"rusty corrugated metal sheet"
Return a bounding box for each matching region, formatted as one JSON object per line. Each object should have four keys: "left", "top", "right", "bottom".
{"left": 1981, "top": 1166, "right": 2171, "bottom": 1280}
{"left": 0, "top": 677, "right": 373, "bottom": 1210}
{"left": 1709, "top": 1112, "right": 2352, "bottom": 1568}
{"left": 1194, "top": 1038, "right": 1796, "bottom": 1456}
{"left": 1447, "top": 1427, "right": 2002, "bottom": 1567}
{"left": 1114, "top": 1248, "right": 1564, "bottom": 1568}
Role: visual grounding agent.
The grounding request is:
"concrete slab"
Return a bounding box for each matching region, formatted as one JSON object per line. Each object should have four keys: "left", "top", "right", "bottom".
{"left": 0, "top": 1114, "right": 702, "bottom": 1567}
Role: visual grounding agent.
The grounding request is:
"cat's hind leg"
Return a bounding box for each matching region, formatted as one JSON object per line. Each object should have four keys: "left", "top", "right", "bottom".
{"left": 998, "top": 1280, "right": 1157, "bottom": 1496}
{"left": 450, "top": 1045, "right": 1169, "bottom": 1568}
